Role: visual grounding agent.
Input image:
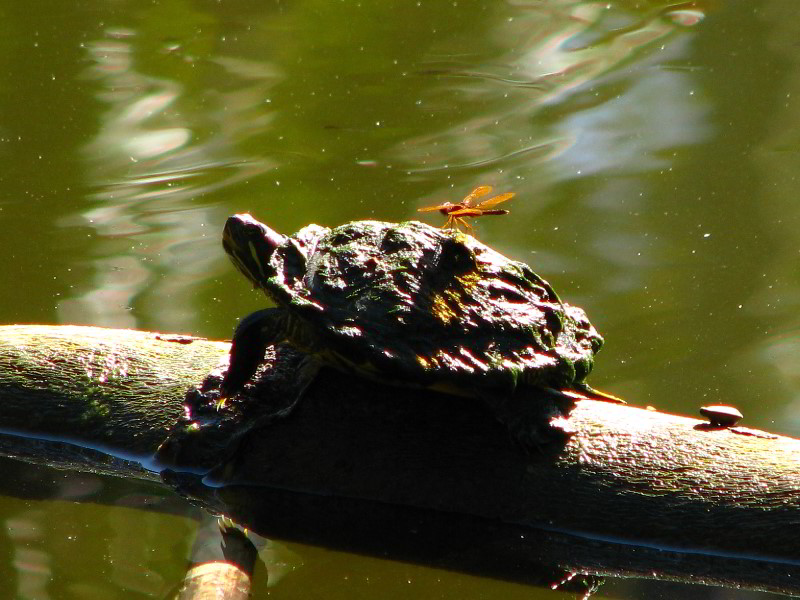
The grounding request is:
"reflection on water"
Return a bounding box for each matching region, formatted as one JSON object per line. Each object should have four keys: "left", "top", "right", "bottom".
{"left": 58, "top": 27, "right": 278, "bottom": 329}
{"left": 2, "top": 466, "right": 193, "bottom": 599}
{"left": 7, "top": 511, "right": 51, "bottom": 599}
{"left": 398, "top": 2, "right": 708, "bottom": 182}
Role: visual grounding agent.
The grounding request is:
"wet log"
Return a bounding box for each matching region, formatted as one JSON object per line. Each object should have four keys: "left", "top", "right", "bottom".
{"left": 0, "top": 324, "right": 799, "bottom": 596}
{"left": 0, "top": 324, "right": 228, "bottom": 480}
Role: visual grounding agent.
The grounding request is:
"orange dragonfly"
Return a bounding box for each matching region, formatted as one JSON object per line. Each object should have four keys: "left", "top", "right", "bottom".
{"left": 418, "top": 185, "right": 515, "bottom": 233}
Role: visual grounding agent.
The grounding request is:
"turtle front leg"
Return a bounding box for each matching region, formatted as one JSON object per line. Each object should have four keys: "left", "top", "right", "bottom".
{"left": 221, "top": 308, "right": 288, "bottom": 396}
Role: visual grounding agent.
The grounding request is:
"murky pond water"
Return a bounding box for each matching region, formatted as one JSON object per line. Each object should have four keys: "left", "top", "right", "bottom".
{"left": 1, "top": 1, "right": 799, "bottom": 597}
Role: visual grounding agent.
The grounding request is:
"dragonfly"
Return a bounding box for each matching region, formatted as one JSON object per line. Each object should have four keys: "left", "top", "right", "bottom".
{"left": 417, "top": 185, "right": 515, "bottom": 233}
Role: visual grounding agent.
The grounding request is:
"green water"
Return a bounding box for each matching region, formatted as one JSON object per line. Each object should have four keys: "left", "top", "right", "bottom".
{"left": 1, "top": 1, "right": 798, "bottom": 597}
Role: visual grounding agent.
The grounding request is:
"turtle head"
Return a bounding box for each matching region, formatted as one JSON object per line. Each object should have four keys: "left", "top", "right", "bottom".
{"left": 223, "top": 213, "right": 309, "bottom": 292}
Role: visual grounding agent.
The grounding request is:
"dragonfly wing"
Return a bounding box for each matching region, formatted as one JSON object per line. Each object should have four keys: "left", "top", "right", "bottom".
{"left": 461, "top": 185, "right": 492, "bottom": 207}
{"left": 476, "top": 192, "right": 515, "bottom": 209}
{"left": 448, "top": 208, "right": 481, "bottom": 218}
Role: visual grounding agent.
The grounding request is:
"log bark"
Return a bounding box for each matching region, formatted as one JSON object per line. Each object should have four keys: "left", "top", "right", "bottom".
{"left": 0, "top": 325, "right": 227, "bottom": 479}
{"left": 1, "top": 324, "right": 799, "bottom": 596}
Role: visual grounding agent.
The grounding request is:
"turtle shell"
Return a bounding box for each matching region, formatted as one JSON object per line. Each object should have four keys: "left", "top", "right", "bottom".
{"left": 225, "top": 216, "right": 604, "bottom": 397}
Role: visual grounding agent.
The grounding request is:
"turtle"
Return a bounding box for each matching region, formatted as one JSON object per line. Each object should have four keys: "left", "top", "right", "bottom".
{"left": 220, "top": 214, "right": 621, "bottom": 445}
